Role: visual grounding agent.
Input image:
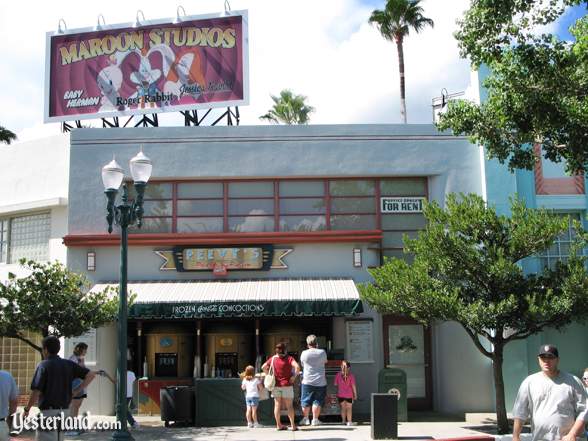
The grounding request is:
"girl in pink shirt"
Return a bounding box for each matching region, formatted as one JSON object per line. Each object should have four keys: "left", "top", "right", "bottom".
{"left": 334, "top": 360, "right": 357, "bottom": 426}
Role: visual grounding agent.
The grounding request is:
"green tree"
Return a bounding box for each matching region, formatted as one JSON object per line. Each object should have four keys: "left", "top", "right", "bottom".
{"left": 437, "top": 1, "right": 587, "bottom": 174}
{"left": 359, "top": 194, "right": 588, "bottom": 434}
{"left": 0, "top": 125, "right": 16, "bottom": 145}
{"left": 369, "top": 0, "right": 434, "bottom": 124}
{"left": 259, "top": 89, "right": 314, "bottom": 125}
{"left": 0, "top": 259, "right": 119, "bottom": 357}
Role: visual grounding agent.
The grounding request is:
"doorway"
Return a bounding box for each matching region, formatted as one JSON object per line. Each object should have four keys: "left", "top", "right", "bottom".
{"left": 383, "top": 315, "right": 432, "bottom": 410}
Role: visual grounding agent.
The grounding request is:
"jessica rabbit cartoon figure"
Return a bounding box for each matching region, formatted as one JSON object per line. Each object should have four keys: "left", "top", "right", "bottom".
{"left": 164, "top": 49, "right": 207, "bottom": 101}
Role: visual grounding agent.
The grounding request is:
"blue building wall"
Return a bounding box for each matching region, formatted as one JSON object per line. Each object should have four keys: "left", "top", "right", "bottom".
{"left": 476, "top": 67, "right": 588, "bottom": 410}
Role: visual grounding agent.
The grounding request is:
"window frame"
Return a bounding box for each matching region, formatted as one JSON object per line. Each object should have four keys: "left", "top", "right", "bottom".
{"left": 538, "top": 212, "right": 585, "bottom": 269}
{"left": 0, "top": 218, "right": 8, "bottom": 263}
{"left": 128, "top": 177, "right": 428, "bottom": 235}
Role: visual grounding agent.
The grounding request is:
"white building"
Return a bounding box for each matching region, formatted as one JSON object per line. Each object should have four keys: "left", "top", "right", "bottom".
{"left": 0, "top": 134, "right": 70, "bottom": 404}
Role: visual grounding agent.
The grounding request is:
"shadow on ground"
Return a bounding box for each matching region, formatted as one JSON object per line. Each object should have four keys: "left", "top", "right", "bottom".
{"left": 408, "top": 412, "right": 466, "bottom": 423}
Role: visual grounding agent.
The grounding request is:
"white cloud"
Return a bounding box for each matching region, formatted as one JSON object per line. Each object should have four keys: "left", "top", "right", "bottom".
{"left": 0, "top": 0, "right": 473, "bottom": 141}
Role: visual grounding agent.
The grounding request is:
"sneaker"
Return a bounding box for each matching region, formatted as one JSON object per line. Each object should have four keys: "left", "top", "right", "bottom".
{"left": 346, "top": 421, "right": 357, "bottom": 426}
{"left": 248, "top": 422, "right": 254, "bottom": 428}
{"left": 311, "top": 419, "right": 321, "bottom": 426}
{"left": 299, "top": 417, "right": 310, "bottom": 426}
{"left": 253, "top": 423, "right": 262, "bottom": 428}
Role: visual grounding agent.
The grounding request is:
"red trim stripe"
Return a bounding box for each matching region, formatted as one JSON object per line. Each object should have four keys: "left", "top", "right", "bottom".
{"left": 63, "top": 230, "right": 383, "bottom": 247}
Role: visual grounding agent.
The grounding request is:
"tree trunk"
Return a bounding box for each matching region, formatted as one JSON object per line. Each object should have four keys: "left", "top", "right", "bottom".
{"left": 395, "top": 38, "right": 407, "bottom": 124}
{"left": 459, "top": 326, "right": 511, "bottom": 435}
{"left": 492, "top": 343, "right": 510, "bottom": 434}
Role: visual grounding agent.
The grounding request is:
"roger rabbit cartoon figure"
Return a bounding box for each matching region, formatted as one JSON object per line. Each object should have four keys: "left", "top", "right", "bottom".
{"left": 164, "top": 49, "right": 207, "bottom": 101}
{"left": 130, "top": 54, "right": 161, "bottom": 109}
{"left": 128, "top": 45, "right": 175, "bottom": 108}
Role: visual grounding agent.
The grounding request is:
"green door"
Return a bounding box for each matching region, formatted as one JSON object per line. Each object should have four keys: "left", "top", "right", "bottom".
{"left": 383, "top": 315, "right": 432, "bottom": 410}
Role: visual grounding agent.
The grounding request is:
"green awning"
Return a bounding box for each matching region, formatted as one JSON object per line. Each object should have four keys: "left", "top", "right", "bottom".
{"left": 90, "top": 278, "right": 364, "bottom": 319}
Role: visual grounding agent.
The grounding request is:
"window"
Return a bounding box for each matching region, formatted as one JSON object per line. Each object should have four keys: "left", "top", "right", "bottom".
{"left": 129, "top": 183, "right": 173, "bottom": 234}
{"left": 330, "top": 180, "right": 376, "bottom": 230}
{"left": 279, "top": 181, "right": 326, "bottom": 232}
{"left": 380, "top": 178, "right": 427, "bottom": 262}
{"left": 538, "top": 213, "right": 583, "bottom": 270}
{"left": 228, "top": 182, "right": 274, "bottom": 233}
{"left": 0, "top": 212, "right": 51, "bottom": 263}
{"left": 0, "top": 219, "right": 7, "bottom": 263}
{"left": 125, "top": 178, "right": 428, "bottom": 235}
{"left": 176, "top": 182, "right": 223, "bottom": 233}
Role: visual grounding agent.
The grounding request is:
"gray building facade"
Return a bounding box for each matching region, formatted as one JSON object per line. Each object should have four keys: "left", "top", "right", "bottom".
{"left": 65, "top": 124, "right": 493, "bottom": 417}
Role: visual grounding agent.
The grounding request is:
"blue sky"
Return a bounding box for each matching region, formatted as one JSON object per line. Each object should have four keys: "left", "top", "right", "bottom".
{"left": 555, "top": 4, "right": 586, "bottom": 40}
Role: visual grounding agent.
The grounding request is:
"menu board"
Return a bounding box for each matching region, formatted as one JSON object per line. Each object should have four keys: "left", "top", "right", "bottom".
{"left": 345, "top": 320, "right": 374, "bottom": 363}
{"left": 155, "top": 353, "right": 178, "bottom": 377}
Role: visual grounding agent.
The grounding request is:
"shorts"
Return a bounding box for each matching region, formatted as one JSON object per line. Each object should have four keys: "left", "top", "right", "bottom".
{"left": 338, "top": 397, "right": 353, "bottom": 403}
{"left": 300, "top": 384, "right": 326, "bottom": 407}
{"left": 72, "top": 378, "right": 86, "bottom": 399}
{"left": 245, "top": 396, "right": 260, "bottom": 407}
{"left": 271, "top": 386, "right": 294, "bottom": 399}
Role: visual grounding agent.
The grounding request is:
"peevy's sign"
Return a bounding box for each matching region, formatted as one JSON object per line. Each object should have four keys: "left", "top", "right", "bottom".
{"left": 155, "top": 245, "right": 292, "bottom": 272}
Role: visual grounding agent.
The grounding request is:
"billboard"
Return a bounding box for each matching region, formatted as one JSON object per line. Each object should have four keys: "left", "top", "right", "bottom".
{"left": 44, "top": 11, "right": 249, "bottom": 122}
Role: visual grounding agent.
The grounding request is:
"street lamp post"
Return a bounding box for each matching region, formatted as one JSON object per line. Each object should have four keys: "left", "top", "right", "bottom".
{"left": 101, "top": 150, "right": 152, "bottom": 441}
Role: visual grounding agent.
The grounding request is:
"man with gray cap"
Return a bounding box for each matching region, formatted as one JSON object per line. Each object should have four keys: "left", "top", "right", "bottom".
{"left": 512, "top": 344, "right": 588, "bottom": 441}
{"left": 299, "top": 335, "right": 327, "bottom": 426}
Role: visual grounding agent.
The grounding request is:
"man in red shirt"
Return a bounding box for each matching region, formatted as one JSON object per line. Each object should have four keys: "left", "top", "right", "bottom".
{"left": 262, "top": 342, "right": 301, "bottom": 431}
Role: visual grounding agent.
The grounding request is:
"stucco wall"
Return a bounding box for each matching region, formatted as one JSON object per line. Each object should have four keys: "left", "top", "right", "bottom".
{"left": 0, "top": 135, "right": 69, "bottom": 207}
{"left": 77, "top": 324, "right": 117, "bottom": 416}
{"left": 68, "top": 125, "right": 483, "bottom": 234}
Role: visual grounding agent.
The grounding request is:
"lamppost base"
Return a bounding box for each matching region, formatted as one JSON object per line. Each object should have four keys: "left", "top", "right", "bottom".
{"left": 111, "top": 429, "right": 134, "bottom": 441}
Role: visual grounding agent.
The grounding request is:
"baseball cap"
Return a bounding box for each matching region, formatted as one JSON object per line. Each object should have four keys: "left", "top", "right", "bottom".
{"left": 538, "top": 344, "right": 559, "bottom": 358}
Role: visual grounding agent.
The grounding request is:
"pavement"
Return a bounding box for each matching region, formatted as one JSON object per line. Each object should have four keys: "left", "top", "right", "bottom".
{"left": 8, "top": 413, "right": 512, "bottom": 441}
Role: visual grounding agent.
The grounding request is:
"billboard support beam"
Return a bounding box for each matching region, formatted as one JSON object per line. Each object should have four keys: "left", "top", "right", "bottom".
{"left": 102, "top": 117, "right": 120, "bottom": 128}
{"left": 182, "top": 107, "right": 240, "bottom": 126}
{"left": 60, "top": 107, "right": 239, "bottom": 132}
{"left": 61, "top": 120, "right": 82, "bottom": 132}
{"left": 133, "top": 114, "right": 159, "bottom": 128}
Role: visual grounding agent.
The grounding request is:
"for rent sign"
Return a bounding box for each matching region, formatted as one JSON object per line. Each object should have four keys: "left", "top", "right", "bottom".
{"left": 381, "top": 197, "right": 425, "bottom": 213}
{"left": 44, "top": 11, "right": 249, "bottom": 122}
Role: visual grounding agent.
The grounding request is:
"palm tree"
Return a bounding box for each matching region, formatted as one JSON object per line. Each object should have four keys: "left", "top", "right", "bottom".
{"left": 369, "top": 0, "right": 434, "bottom": 123}
{"left": 0, "top": 125, "right": 16, "bottom": 144}
{"left": 259, "top": 89, "right": 314, "bottom": 125}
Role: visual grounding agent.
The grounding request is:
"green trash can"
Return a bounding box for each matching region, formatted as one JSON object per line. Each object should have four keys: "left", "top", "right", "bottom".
{"left": 377, "top": 368, "right": 407, "bottom": 421}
